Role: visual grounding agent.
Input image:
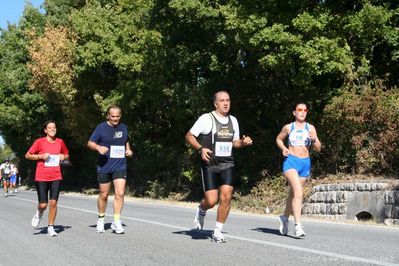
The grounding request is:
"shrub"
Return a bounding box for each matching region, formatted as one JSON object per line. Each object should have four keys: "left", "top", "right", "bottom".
{"left": 321, "top": 82, "right": 399, "bottom": 174}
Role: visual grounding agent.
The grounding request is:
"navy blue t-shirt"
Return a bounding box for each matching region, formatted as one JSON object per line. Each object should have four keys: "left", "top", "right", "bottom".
{"left": 89, "top": 121, "right": 129, "bottom": 173}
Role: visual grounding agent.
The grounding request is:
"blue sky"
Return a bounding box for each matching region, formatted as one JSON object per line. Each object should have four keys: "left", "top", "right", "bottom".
{"left": 0, "top": 0, "right": 44, "bottom": 30}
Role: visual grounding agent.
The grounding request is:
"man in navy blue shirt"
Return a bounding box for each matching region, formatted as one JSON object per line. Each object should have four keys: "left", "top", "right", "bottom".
{"left": 88, "top": 105, "right": 133, "bottom": 234}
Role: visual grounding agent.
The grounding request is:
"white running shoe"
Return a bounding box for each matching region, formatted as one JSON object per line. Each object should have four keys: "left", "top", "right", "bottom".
{"left": 14, "top": 189, "right": 17, "bottom": 193}
{"left": 4, "top": 193, "right": 7, "bottom": 197}
{"left": 96, "top": 219, "right": 105, "bottom": 233}
{"left": 9, "top": 190, "right": 12, "bottom": 194}
{"left": 111, "top": 221, "right": 125, "bottom": 234}
{"left": 31, "top": 211, "right": 43, "bottom": 228}
{"left": 294, "top": 224, "right": 306, "bottom": 238}
{"left": 193, "top": 207, "right": 205, "bottom": 230}
{"left": 47, "top": 226, "right": 58, "bottom": 237}
{"left": 212, "top": 229, "right": 227, "bottom": 243}
{"left": 278, "top": 215, "right": 289, "bottom": 236}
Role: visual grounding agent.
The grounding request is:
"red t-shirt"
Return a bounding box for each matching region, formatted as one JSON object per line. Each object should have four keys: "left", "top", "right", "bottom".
{"left": 28, "top": 137, "right": 69, "bottom": 181}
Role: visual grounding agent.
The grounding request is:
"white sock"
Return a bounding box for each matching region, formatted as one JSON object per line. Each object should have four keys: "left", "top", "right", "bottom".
{"left": 215, "top": 222, "right": 224, "bottom": 232}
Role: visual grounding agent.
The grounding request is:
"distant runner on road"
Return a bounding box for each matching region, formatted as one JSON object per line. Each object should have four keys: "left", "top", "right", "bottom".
{"left": 0, "top": 159, "right": 13, "bottom": 197}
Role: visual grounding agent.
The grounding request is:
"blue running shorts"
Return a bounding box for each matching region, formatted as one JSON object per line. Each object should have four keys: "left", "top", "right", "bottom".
{"left": 282, "top": 155, "right": 311, "bottom": 178}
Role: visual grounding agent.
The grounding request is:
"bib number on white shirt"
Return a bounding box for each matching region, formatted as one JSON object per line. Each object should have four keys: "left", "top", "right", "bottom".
{"left": 45, "top": 155, "right": 60, "bottom": 167}
{"left": 110, "top": 145, "right": 125, "bottom": 158}
{"left": 215, "top": 142, "right": 232, "bottom": 157}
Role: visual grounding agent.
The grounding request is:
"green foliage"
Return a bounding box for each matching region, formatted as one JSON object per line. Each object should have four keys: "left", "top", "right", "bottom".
{"left": 321, "top": 82, "right": 399, "bottom": 174}
{"left": 233, "top": 175, "right": 288, "bottom": 213}
{"left": 0, "top": 145, "right": 15, "bottom": 162}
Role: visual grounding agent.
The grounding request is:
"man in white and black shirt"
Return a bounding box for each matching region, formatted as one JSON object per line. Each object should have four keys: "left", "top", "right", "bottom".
{"left": 0, "top": 159, "right": 13, "bottom": 197}
{"left": 186, "top": 90, "right": 253, "bottom": 243}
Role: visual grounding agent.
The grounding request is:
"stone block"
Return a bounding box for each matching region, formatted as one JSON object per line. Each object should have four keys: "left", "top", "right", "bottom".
{"left": 394, "top": 191, "right": 399, "bottom": 204}
{"left": 356, "top": 183, "right": 366, "bottom": 191}
{"left": 313, "top": 185, "right": 321, "bottom": 192}
{"left": 330, "top": 204, "right": 339, "bottom": 215}
{"left": 384, "top": 218, "right": 394, "bottom": 226}
{"left": 330, "top": 184, "right": 339, "bottom": 191}
{"left": 384, "top": 205, "right": 393, "bottom": 218}
{"left": 385, "top": 192, "right": 395, "bottom": 204}
{"left": 338, "top": 204, "right": 347, "bottom": 215}
{"left": 326, "top": 204, "right": 331, "bottom": 214}
{"left": 320, "top": 204, "right": 326, "bottom": 214}
{"left": 326, "top": 192, "right": 337, "bottom": 203}
{"left": 347, "top": 183, "right": 355, "bottom": 191}
{"left": 393, "top": 219, "right": 399, "bottom": 226}
{"left": 313, "top": 204, "right": 320, "bottom": 214}
{"left": 339, "top": 183, "right": 350, "bottom": 191}
{"left": 316, "top": 192, "right": 326, "bottom": 202}
{"left": 392, "top": 206, "right": 399, "bottom": 219}
{"left": 336, "top": 191, "right": 348, "bottom": 203}
{"left": 303, "top": 204, "right": 312, "bottom": 214}
{"left": 378, "top": 183, "right": 389, "bottom": 190}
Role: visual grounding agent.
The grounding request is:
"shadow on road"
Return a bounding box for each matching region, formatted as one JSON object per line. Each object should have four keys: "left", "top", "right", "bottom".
{"left": 252, "top": 227, "right": 281, "bottom": 236}
{"left": 173, "top": 229, "right": 212, "bottom": 240}
{"left": 252, "top": 227, "right": 305, "bottom": 240}
{"left": 88, "top": 222, "right": 127, "bottom": 232}
{"left": 33, "top": 225, "right": 72, "bottom": 235}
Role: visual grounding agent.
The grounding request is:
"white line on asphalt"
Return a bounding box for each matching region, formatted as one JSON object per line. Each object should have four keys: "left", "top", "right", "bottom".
{"left": 13, "top": 196, "right": 396, "bottom": 266}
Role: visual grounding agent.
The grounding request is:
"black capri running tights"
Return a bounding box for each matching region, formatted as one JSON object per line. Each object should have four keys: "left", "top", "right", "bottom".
{"left": 35, "top": 180, "right": 61, "bottom": 203}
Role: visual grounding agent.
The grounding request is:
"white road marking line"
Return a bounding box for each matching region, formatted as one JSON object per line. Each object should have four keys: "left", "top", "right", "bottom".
{"left": 13, "top": 196, "right": 397, "bottom": 266}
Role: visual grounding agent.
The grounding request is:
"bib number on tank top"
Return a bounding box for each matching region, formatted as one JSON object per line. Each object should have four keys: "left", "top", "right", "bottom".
{"left": 215, "top": 142, "right": 233, "bottom": 157}
{"left": 45, "top": 155, "right": 60, "bottom": 167}
{"left": 110, "top": 145, "right": 125, "bottom": 158}
{"left": 3, "top": 167, "right": 10, "bottom": 174}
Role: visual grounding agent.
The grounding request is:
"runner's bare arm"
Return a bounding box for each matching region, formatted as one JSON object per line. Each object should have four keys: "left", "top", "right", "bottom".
{"left": 87, "top": 140, "right": 108, "bottom": 155}
{"left": 233, "top": 135, "right": 253, "bottom": 149}
{"left": 276, "top": 125, "right": 290, "bottom": 156}
{"left": 125, "top": 142, "right": 133, "bottom": 157}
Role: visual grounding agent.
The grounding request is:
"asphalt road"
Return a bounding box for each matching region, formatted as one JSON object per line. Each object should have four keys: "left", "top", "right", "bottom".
{"left": 0, "top": 190, "right": 398, "bottom": 266}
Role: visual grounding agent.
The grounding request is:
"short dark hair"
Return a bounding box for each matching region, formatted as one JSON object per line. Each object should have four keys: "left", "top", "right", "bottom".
{"left": 42, "top": 120, "right": 56, "bottom": 131}
{"left": 293, "top": 102, "right": 307, "bottom": 111}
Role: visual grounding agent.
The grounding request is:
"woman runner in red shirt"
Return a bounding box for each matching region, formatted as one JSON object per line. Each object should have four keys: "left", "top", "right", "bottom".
{"left": 25, "top": 120, "right": 69, "bottom": 237}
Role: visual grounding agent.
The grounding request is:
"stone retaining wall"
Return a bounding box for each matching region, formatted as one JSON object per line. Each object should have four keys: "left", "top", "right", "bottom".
{"left": 303, "top": 182, "right": 399, "bottom": 225}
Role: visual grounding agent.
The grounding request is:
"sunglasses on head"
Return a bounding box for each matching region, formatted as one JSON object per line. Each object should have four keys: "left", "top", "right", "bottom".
{"left": 296, "top": 108, "right": 308, "bottom": 113}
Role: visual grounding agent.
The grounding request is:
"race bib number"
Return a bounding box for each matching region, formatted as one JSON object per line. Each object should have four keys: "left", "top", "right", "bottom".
{"left": 45, "top": 155, "right": 60, "bottom": 167}
{"left": 215, "top": 142, "right": 232, "bottom": 157}
{"left": 110, "top": 145, "right": 125, "bottom": 158}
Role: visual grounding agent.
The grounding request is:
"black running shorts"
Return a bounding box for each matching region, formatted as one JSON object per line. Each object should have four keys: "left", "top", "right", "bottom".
{"left": 35, "top": 180, "right": 61, "bottom": 203}
{"left": 97, "top": 169, "right": 127, "bottom": 184}
{"left": 200, "top": 166, "right": 236, "bottom": 192}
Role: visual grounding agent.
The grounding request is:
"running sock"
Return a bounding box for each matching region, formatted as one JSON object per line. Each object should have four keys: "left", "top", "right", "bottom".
{"left": 199, "top": 207, "right": 206, "bottom": 216}
{"left": 114, "top": 214, "right": 120, "bottom": 223}
{"left": 36, "top": 209, "right": 43, "bottom": 217}
{"left": 215, "top": 222, "right": 224, "bottom": 232}
{"left": 98, "top": 213, "right": 105, "bottom": 221}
